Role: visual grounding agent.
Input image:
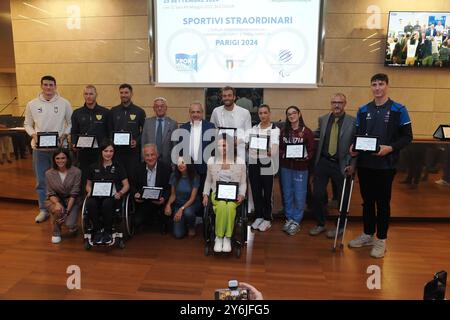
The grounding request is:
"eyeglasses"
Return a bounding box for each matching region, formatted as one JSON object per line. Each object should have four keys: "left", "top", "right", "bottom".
{"left": 331, "top": 101, "right": 345, "bottom": 105}
{"left": 287, "top": 111, "right": 299, "bottom": 116}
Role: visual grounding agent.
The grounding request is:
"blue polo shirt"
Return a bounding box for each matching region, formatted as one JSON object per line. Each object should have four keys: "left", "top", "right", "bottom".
{"left": 356, "top": 99, "right": 411, "bottom": 169}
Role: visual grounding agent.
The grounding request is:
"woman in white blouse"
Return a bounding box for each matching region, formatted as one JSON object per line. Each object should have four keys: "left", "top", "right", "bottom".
{"left": 202, "top": 135, "right": 246, "bottom": 253}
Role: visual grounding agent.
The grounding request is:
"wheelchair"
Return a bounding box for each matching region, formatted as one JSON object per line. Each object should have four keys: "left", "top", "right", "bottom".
{"left": 81, "top": 193, "right": 135, "bottom": 250}
{"left": 203, "top": 192, "right": 248, "bottom": 258}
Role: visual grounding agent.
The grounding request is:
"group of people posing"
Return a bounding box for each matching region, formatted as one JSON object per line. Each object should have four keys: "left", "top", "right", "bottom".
{"left": 24, "top": 72, "right": 412, "bottom": 258}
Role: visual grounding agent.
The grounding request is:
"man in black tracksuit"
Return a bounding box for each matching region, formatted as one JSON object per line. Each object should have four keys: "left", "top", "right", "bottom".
{"left": 108, "top": 83, "right": 146, "bottom": 178}
{"left": 348, "top": 73, "right": 412, "bottom": 259}
{"left": 71, "top": 85, "right": 110, "bottom": 193}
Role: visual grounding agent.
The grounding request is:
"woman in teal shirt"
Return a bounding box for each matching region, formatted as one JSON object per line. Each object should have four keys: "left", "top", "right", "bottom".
{"left": 165, "top": 157, "right": 201, "bottom": 238}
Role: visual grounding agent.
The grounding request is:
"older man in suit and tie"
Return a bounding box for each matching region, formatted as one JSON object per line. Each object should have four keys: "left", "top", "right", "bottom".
{"left": 309, "top": 93, "right": 356, "bottom": 238}
{"left": 132, "top": 144, "right": 171, "bottom": 233}
{"left": 141, "top": 97, "right": 178, "bottom": 168}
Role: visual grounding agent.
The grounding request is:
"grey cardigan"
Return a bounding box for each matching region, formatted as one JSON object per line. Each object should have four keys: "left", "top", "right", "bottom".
{"left": 203, "top": 156, "right": 247, "bottom": 197}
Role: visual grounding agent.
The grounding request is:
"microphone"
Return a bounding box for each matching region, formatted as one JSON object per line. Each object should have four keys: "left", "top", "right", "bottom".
{"left": 0, "top": 96, "right": 17, "bottom": 114}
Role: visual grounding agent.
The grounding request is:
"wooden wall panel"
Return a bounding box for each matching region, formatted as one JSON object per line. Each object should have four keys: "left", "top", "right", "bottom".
{"left": 9, "top": 0, "right": 450, "bottom": 137}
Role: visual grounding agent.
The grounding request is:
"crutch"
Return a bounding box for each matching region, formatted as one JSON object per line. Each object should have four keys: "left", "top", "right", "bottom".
{"left": 332, "top": 174, "right": 354, "bottom": 252}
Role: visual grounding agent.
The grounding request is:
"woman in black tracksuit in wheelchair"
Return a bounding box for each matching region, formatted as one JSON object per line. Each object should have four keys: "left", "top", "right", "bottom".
{"left": 85, "top": 140, "right": 129, "bottom": 245}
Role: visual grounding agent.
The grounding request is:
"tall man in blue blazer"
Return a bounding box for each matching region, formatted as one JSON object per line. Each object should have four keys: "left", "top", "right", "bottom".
{"left": 309, "top": 93, "right": 356, "bottom": 238}
{"left": 178, "top": 102, "right": 215, "bottom": 215}
{"left": 141, "top": 97, "right": 178, "bottom": 168}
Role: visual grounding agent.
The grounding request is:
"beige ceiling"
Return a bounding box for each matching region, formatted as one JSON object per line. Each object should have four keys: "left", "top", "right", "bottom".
{"left": 0, "top": 1, "right": 15, "bottom": 73}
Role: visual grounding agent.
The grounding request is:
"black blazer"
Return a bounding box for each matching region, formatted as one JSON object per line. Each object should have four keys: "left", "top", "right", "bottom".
{"left": 179, "top": 120, "right": 216, "bottom": 175}
{"left": 131, "top": 160, "right": 171, "bottom": 201}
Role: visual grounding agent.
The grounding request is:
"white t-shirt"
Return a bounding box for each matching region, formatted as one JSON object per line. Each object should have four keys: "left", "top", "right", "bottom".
{"left": 210, "top": 104, "right": 252, "bottom": 141}
{"left": 407, "top": 40, "right": 418, "bottom": 58}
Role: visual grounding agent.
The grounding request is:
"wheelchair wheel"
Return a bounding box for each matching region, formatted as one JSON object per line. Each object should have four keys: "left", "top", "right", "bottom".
{"left": 122, "top": 194, "right": 135, "bottom": 239}
{"left": 234, "top": 246, "right": 241, "bottom": 258}
{"left": 84, "top": 239, "right": 92, "bottom": 250}
{"left": 81, "top": 197, "right": 93, "bottom": 236}
{"left": 118, "top": 238, "right": 125, "bottom": 249}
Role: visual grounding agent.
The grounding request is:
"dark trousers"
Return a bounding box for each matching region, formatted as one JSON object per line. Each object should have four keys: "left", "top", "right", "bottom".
{"left": 443, "top": 145, "right": 450, "bottom": 182}
{"left": 86, "top": 197, "right": 117, "bottom": 233}
{"left": 77, "top": 149, "right": 99, "bottom": 194}
{"left": 403, "top": 144, "right": 426, "bottom": 184}
{"left": 197, "top": 172, "right": 207, "bottom": 217}
{"left": 312, "top": 157, "right": 345, "bottom": 227}
{"left": 249, "top": 164, "right": 274, "bottom": 221}
{"left": 357, "top": 167, "right": 396, "bottom": 240}
{"left": 11, "top": 133, "right": 27, "bottom": 159}
{"left": 115, "top": 150, "right": 140, "bottom": 178}
{"left": 135, "top": 200, "right": 166, "bottom": 228}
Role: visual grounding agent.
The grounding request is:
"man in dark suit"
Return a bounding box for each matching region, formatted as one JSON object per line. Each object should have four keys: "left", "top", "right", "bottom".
{"left": 309, "top": 93, "right": 356, "bottom": 238}
{"left": 178, "top": 102, "right": 215, "bottom": 215}
{"left": 141, "top": 97, "right": 178, "bottom": 168}
{"left": 426, "top": 24, "right": 437, "bottom": 37}
{"left": 132, "top": 144, "right": 171, "bottom": 233}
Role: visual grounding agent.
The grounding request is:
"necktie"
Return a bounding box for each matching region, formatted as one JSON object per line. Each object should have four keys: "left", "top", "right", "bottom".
{"left": 156, "top": 118, "right": 163, "bottom": 154}
{"left": 328, "top": 117, "right": 339, "bottom": 157}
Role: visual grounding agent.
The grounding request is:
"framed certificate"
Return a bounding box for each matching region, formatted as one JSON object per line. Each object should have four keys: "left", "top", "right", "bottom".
{"left": 353, "top": 135, "right": 379, "bottom": 153}
{"left": 91, "top": 181, "right": 114, "bottom": 197}
{"left": 249, "top": 134, "right": 269, "bottom": 151}
{"left": 217, "top": 127, "right": 237, "bottom": 139}
{"left": 215, "top": 181, "right": 239, "bottom": 201}
{"left": 37, "top": 132, "right": 58, "bottom": 148}
{"left": 285, "top": 143, "right": 305, "bottom": 159}
{"left": 76, "top": 135, "right": 96, "bottom": 148}
{"left": 141, "top": 186, "right": 163, "bottom": 200}
{"left": 444, "top": 127, "right": 450, "bottom": 139}
{"left": 433, "top": 125, "right": 450, "bottom": 140}
{"left": 113, "top": 131, "right": 131, "bottom": 146}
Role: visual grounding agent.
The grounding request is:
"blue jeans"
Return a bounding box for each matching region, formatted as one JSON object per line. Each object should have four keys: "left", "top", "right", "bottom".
{"left": 280, "top": 167, "right": 308, "bottom": 224}
{"left": 172, "top": 202, "right": 200, "bottom": 239}
{"left": 32, "top": 149, "right": 53, "bottom": 211}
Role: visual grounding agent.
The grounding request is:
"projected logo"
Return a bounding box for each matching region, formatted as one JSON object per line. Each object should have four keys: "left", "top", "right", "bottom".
{"left": 175, "top": 53, "right": 198, "bottom": 72}
{"left": 279, "top": 50, "right": 293, "bottom": 63}
{"left": 225, "top": 59, "right": 245, "bottom": 70}
{"left": 278, "top": 49, "right": 294, "bottom": 77}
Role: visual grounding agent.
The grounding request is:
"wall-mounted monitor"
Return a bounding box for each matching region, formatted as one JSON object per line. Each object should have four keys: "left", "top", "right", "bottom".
{"left": 151, "top": 0, "right": 323, "bottom": 88}
{"left": 385, "top": 11, "right": 450, "bottom": 68}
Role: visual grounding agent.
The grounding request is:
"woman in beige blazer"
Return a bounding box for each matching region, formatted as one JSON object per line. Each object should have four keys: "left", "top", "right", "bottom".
{"left": 45, "top": 149, "right": 81, "bottom": 244}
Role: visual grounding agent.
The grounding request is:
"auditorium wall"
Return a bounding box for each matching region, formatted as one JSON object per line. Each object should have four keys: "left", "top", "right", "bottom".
{"left": 0, "top": 73, "right": 17, "bottom": 114}
{"left": 9, "top": 0, "right": 450, "bottom": 137}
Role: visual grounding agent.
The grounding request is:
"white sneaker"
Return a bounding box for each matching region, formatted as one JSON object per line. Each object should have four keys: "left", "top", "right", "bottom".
{"left": 282, "top": 219, "right": 294, "bottom": 232}
{"left": 309, "top": 225, "right": 326, "bottom": 236}
{"left": 348, "top": 233, "right": 375, "bottom": 248}
{"left": 214, "top": 237, "right": 223, "bottom": 252}
{"left": 251, "top": 218, "right": 264, "bottom": 230}
{"left": 435, "top": 179, "right": 450, "bottom": 187}
{"left": 257, "top": 220, "right": 272, "bottom": 232}
{"left": 35, "top": 210, "right": 49, "bottom": 223}
{"left": 370, "top": 239, "right": 386, "bottom": 258}
{"left": 222, "top": 237, "right": 232, "bottom": 252}
{"left": 51, "top": 236, "right": 61, "bottom": 244}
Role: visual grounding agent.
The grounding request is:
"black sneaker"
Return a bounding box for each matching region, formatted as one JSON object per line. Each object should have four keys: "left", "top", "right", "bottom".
{"left": 102, "top": 232, "right": 113, "bottom": 244}
{"left": 93, "top": 231, "right": 103, "bottom": 244}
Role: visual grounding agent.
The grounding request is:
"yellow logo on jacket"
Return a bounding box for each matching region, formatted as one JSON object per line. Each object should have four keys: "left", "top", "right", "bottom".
{"left": 96, "top": 114, "right": 102, "bottom": 121}
{"left": 130, "top": 114, "right": 136, "bottom": 121}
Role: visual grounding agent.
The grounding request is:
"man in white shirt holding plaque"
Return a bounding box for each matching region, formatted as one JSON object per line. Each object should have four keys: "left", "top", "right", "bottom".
{"left": 24, "top": 75, "right": 72, "bottom": 223}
